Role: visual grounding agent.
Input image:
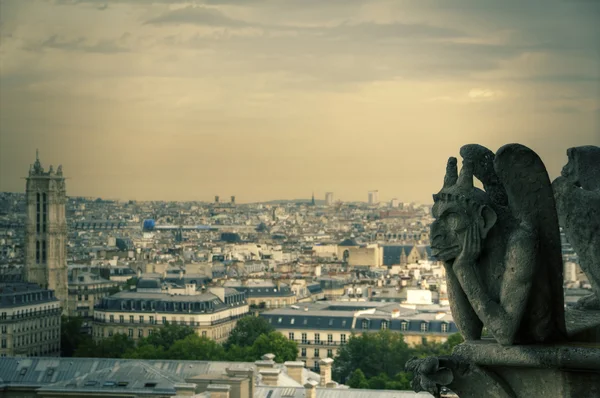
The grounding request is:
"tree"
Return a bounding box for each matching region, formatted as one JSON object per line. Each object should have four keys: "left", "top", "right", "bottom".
{"left": 225, "top": 316, "right": 274, "bottom": 348}
{"left": 250, "top": 332, "right": 298, "bottom": 363}
{"left": 333, "top": 331, "right": 411, "bottom": 383}
{"left": 124, "top": 344, "right": 166, "bottom": 359}
{"left": 347, "top": 369, "right": 369, "bottom": 389}
{"left": 167, "top": 335, "right": 226, "bottom": 360}
{"left": 138, "top": 322, "right": 195, "bottom": 350}
{"left": 74, "top": 333, "right": 135, "bottom": 358}
{"left": 60, "top": 316, "right": 92, "bottom": 357}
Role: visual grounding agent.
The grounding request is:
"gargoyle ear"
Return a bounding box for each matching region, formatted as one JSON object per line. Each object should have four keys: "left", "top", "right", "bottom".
{"left": 478, "top": 205, "right": 497, "bottom": 239}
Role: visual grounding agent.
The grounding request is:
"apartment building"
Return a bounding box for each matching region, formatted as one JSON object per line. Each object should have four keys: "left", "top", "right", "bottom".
{"left": 261, "top": 301, "right": 458, "bottom": 369}
{"left": 92, "top": 286, "right": 248, "bottom": 343}
{"left": 67, "top": 270, "right": 120, "bottom": 318}
{"left": 227, "top": 281, "right": 297, "bottom": 310}
{"left": 0, "top": 283, "right": 61, "bottom": 357}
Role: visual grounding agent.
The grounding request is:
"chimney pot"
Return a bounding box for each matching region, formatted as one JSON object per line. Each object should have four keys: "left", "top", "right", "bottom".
{"left": 284, "top": 361, "right": 305, "bottom": 385}
{"left": 319, "top": 357, "right": 334, "bottom": 387}
{"left": 304, "top": 380, "right": 318, "bottom": 398}
{"left": 206, "top": 384, "right": 230, "bottom": 398}
{"left": 259, "top": 368, "right": 281, "bottom": 387}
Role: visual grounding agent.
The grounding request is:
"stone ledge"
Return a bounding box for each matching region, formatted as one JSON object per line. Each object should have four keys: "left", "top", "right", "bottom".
{"left": 453, "top": 340, "right": 600, "bottom": 371}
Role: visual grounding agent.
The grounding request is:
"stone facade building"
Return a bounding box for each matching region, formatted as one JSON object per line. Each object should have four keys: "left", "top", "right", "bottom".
{"left": 67, "top": 270, "right": 119, "bottom": 318}
{"left": 261, "top": 301, "right": 458, "bottom": 370}
{"left": 24, "top": 153, "right": 68, "bottom": 313}
{"left": 92, "top": 286, "right": 248, "bottom": 343}
{"left": 0, "top": 283, "right": 61, "bottom": 358}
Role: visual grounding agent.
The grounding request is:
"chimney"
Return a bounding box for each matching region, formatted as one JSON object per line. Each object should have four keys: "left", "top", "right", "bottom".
{"left": 259, "top": 369, "right": 280, "bottom": 387}
{"left": 284, "top": 361, "right": 305, "bottom": 385}
{"left": 255, "top": 358, "right": 275, "bottom": 372}
{"left": 319, "top": 358, "right": 334, "bottom": 387}
{"left": 304, "top": 380, "right": 318, "bottom": 398}
{"left": 206, "top": 384, "right": 230, "bottom": 398}
{"left": 226, "top": 367, "right": 254, "bottom": 398}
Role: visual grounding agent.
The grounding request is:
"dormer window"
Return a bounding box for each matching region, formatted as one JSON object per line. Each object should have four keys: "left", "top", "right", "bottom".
{"left": 362, "top": 319, "right": 369, "bottom": 330}
{"left": 381, "top": 320, "right": 388, "bottom": 330}
{"left": 420, "top": 322, "right": 429, "bottom": 332}
{"left": 401, "top": 321, "right": 409, "bottom": 331}
{"left": 441, "top": 322, "right": 449, "bottom": 333}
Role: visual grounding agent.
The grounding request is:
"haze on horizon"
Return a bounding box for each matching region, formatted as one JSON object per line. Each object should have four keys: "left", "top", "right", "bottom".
{"left": 0, "top": 0, "right": 599, "bottom": 204}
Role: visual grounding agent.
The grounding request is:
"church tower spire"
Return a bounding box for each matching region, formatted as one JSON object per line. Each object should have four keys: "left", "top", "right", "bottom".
{"left": 24, "top": 152, "right": 68, "bottom": 313}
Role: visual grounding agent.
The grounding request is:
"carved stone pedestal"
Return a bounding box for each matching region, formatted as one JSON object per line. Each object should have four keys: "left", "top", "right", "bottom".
{"left": 409, "top": 341, "right": 600, "bottom": 398}
{"left": 454, "top": 341, "right": 600, "bottom": 397}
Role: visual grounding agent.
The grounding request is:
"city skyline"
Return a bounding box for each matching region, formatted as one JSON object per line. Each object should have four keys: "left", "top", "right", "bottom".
{"left": 1, "top": 1, "right": 599, "bottom": 203}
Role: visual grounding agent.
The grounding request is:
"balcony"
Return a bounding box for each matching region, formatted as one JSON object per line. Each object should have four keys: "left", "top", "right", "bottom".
{"left": 297, "top": 339, "right": 345, "bottom": 346}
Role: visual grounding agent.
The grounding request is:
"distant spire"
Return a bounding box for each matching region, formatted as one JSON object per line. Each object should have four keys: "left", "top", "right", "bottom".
{"left": 36, "top": 149, "right": 39, "bottom": 161}
{"left": 311, "top": 192, "right": 315, "bottom": 206}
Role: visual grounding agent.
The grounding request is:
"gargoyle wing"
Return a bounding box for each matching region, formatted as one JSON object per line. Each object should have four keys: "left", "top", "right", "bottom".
{"left": 494, "top": 143, "right": 567, "bottom": 340}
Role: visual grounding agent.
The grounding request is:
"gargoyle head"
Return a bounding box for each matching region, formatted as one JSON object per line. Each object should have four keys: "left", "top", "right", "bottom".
{"left": 431, "top": 158, "right": 497, "bottom": 262}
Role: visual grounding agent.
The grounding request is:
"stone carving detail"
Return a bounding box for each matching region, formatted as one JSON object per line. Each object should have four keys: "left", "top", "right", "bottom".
{"left": 553, "top": 146, "right": 600, "bottom": 309}
{"left": 430, "top": 144, "right": 566, "bottom": 345}
{"left": 406, "top": 355, "right": 515, "bottom": 398}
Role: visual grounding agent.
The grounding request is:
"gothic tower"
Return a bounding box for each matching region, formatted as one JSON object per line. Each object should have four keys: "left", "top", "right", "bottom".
{"left": 24, "top": 151, "right": 68, "bottom": 312}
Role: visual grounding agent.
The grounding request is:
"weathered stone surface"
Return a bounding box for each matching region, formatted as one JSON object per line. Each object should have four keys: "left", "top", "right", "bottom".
{"left": 408, "top": 341, "right": 600, "bottom": 398}
{"left": 553, "top": 145, "right": 600, "bottom": 310}
{"left": 430, "top": 143, "right": 566, "bottom": 346}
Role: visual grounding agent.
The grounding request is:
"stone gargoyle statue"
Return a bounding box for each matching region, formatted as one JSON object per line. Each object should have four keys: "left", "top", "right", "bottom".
{"left": 553, "top": 145, "right": 600, "bottom": 310}
{"left": 429, "top": 143, "right": 567, "bottom": 345}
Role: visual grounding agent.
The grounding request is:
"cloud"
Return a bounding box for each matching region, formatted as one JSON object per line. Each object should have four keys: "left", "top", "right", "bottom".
{"left": 32, "top": 34, "right": 132, "bottom": 53}
{"left": 145, "top": 6, "right": 252, "bottom": 27}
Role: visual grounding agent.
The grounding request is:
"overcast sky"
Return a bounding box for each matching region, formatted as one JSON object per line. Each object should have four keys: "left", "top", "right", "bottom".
{"left": 1, "top": 0, "right": 599, "bottom": 203}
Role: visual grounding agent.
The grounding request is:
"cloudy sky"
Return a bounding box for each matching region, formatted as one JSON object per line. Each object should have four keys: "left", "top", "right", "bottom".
{"left": 1, "top": 0, "right": 599, "bottom": 203}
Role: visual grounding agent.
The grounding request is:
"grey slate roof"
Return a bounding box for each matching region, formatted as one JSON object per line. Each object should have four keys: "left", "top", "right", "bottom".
{"left": 0, "top": 357, "right": 258, "bottom": 389}
{"left": 0, "top": 283, "right": 59, "bottom": 308}
{"left": 36, "top": 360, "right": 191, "bottom": 396}
{"left": 261, "top": 302, "right": 458, "bottom": 334}
{"left": 255, "top": 386, "right": 433, "bottom": 397}
{"left": 95, "top": 288, "right": 246, "bottom": 314}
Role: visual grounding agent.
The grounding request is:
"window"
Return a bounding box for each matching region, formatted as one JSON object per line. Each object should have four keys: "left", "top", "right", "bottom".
{"left": 162, "top": 317, "right": 167, "bottom": 324}
{"left": 109, "top": 315, "right": 114, "bottom": 323}
{"left": 401, "top": 321, "right": 408, "bottom": 331}
{"left": 327, "top": 349, "right": 333, "bottom": 358}
{"left": 36, "top": 240, "right": 40, "bottom": 264}
{"left": 1, "top": 339, "right": 6, "bottom": 348}
{"left": 314, "top": 333, "right": 320, "bottom": 344}
{"left": 278, "top": 317, "right": 282, "bottom": 324}
{"left": 421, "top": 322, "right": 428, "bottom": 332}
{"left": 301, "top": 348, "right": 306, "bottom": 357}
{"left": 327, "top": 334, "right": 333, "bottom": 344}
{"left": 289, "top": 332, "right": 295, "bottom": 341}
{"left": 381, "top": 320, "right": 388, "bottom": 330}
{"left": 361, "top": 319, "right": 369, "bottom": 330}
{"left": 149, "top": 316, "right": 155, "bottom": 325}
{"left": 138, "top": 329, "right": 143, "bottom": 337}
{"left": 119, "top": 315, "right": 124, "bottom": 323}
{"left": 301, "top": 333, "right": 307, "bottom": 344}
{"left": 42, "top": 240, "right": 46, "bottom": 263}
{"left": 290, "top": 318, "right": 295, "bottom": 325}
{"left": 441, "top": 323, "right": 449, "bottom": 333}
{"left": 341, "top": 334, "right": 346, "bottom": 345}
{"left": 1, "top": 326, "right": 6, "bottom": 334}
{"left": 130, "top": 316, "right": 134, "bottom": 323}
{"left": 108, "top": 329, "right": 113, "bottom": 337}
{"left": 128, "top": 329, "right": 133, "bottom": 338}
{"left": 139, "top": 316, "right": 144, "bottom": 324}
{"left": 314, "top": 349, "right": 320, "bottom": 358}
